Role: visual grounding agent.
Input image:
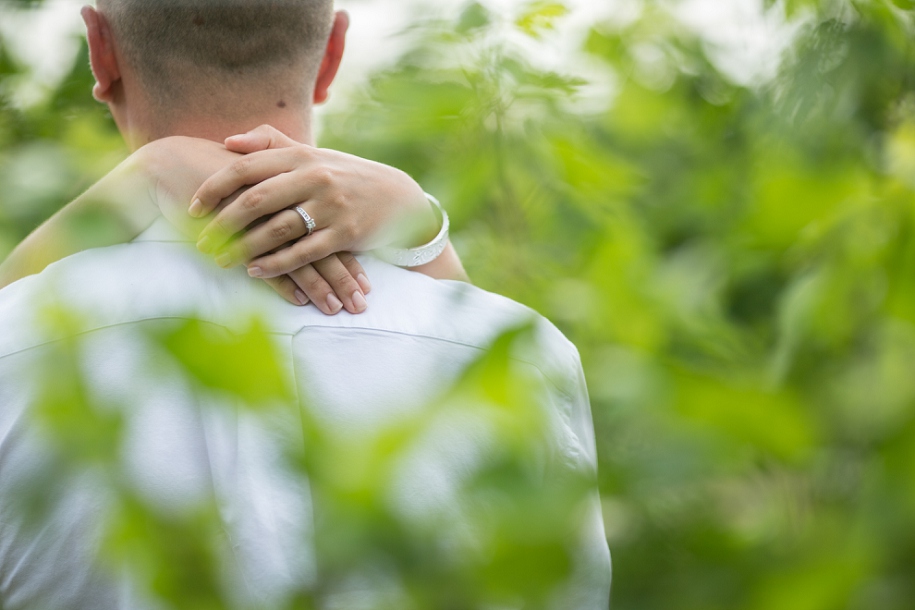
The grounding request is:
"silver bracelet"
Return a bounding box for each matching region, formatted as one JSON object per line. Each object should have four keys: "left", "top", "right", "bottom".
{"left": 375, "top": 193, "right": 450, "bottom": 267}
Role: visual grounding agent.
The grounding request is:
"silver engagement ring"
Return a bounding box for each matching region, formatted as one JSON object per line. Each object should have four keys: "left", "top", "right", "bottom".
{"left": 294, "top": 206, "right": 316, "bottom": 237}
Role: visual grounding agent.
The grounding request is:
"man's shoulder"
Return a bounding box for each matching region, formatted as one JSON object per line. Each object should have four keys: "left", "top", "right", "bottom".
{"left": 0, "top": 233, "right": 580, "bottom": 381}
{"left": 0, "top": 236, "right": 288, "bottom": 359}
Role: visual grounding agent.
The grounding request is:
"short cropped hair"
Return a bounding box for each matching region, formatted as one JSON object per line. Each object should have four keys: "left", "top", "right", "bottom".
{"left": 99, "top": 0, "right": 334, "bottom": 106}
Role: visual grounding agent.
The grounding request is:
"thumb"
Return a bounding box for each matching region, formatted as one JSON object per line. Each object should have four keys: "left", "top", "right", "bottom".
{"left": 225, "top": 124, "right": 299, "bottom": 153}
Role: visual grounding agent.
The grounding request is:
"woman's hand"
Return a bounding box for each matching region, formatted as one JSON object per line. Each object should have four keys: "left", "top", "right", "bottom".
{"left": 189, "top": 125, "right": 442, "bottom": 280}
{"left": 141, "top": 136, "right": 371, "bottom": 315}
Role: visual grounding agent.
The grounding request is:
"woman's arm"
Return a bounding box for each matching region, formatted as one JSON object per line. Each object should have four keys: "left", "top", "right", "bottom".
{"left": 1, "top": 130, "right": 469, "bottom": 307}
{"left": 0, "top": 139, "right": 371, "bottom": 313}
{"left": 191, "top": 125, "right": 470, "bottom": 283}
{"left": 0, "top": 153, "right": 159, "bottom": 289}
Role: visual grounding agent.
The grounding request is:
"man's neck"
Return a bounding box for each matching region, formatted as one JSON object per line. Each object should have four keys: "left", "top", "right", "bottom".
{"left": 126, "top": 107, "right": 315, "bottom": 150}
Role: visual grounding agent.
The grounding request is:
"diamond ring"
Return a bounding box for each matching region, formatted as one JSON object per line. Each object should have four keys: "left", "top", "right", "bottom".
{"left": 294, "top": 206, "right": 316, "bottom": 237}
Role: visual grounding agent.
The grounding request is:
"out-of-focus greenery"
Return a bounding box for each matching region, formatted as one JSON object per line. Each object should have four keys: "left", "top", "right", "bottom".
{"left": 15, "top": 305, "right": 586, "bottom": 609}
{"left": 3, "top": 0, "right": 915, "bottom": 608}
{"left": 322, "top": 2, "right": 915, "bottom": 608}
{"left": 0, "top": 7, "right": 125, "bottom": 260}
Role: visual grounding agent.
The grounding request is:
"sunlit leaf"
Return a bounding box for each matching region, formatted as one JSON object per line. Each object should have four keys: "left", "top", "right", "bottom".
{"left": 457, "top": 1, "right": 491, "bottom": 34}
{"left": 154, "top": 318, "right": 292, "bottom": 405}
{"left": 515, "top": 1, "right": 569, "bottom": 38}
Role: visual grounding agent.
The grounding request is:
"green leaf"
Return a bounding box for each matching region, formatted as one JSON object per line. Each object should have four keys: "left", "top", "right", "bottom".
{"left": 457, "top": 1, "right": 491, "bottom": 34}
{"left": 154, "top": 318, "right": 292, "bottom": 405}
{"left": 515, "top": 1, "right": 569, "bottom": 38}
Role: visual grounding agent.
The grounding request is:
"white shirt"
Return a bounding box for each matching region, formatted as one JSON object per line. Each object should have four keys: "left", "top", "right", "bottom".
{"left": 0, "top": 219, "right": 610, "bottom": 609}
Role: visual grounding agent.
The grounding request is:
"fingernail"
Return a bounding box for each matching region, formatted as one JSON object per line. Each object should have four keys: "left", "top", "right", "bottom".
{"left": 215, "top": 253, "right": 232, "bottom": 268}
{"left": 188, "top": 198, "right": 203, "bottom": 218}
{"left": 352, "top": 291, "right": 367, "bottom": 313}
{"left": 326, "top": 293, "right": 343, "bottom": 314}
{"left": 248, "top": 266, "right": 263, "bottom": 278}
{"left": 294, "top": 290, "right": 308, "bottom": 306}
{"left": 357, "top": 273, "right": 372, "bottom": 294}
{"left": 197, "top": 236, "right": 212, "bottom": 253}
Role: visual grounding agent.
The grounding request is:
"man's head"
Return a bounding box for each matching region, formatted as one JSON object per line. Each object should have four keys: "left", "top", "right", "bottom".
{"left": 83, "top": 0, "right": 345, "bottom": 148}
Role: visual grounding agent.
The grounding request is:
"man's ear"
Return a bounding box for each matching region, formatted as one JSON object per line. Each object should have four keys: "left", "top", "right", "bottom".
{"left": 81, "top": 5, "right": 121, "bottom": 104}
{"left": 313, "top": 10, "right": 349, "bottom": 105}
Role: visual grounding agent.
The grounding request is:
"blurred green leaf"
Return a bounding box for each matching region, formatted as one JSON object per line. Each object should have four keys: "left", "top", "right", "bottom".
{"left": 155, "top": 318, "right": 292, "bottom": 405}
{"left": 515, "top": 1, "right": 569, "bottom": 38}
{"left": 457, "top": 1, "right": 491, "bottom": 34}
{"left": 8, "top": 0, "right": 915, "bottom": 608}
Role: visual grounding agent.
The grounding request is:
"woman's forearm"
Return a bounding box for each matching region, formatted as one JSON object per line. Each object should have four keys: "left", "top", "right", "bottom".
{"left": 0, "top": 154, "right": 158, "bottom": 289}
{"left": 0, "top": 132, "right": 472, "bottom": 295}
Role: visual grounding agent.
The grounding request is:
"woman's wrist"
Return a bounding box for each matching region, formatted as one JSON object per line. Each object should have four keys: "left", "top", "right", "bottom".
{"left": 138, "top": 137, "right": 242, "bottom": 240}
{"left": 376, "top": 193, "right": 450, "bottom": 267}
{"left": 399, "top": 176, "right": 441, "bottom": 247}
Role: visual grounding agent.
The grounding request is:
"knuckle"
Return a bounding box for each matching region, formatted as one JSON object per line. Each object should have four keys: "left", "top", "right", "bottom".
{"left": 306, "top": 276, "right": 329, "bottom": 294}
{"left": 275, "top": 277, "right": 296, "bottom": 296}
{"left": 330, "top": 269, "right": 355, "bottom": 287}
{"left": 211, "top": 217, "right": 232, "bottom": 236}
{"left": 309, "top": 167, "right": 334, "bottom": 188}
{"left": 328, "top": 193, "right": 349, "bottom": 212}
{"left": 294, "top": 245, "right": 313, "bottom": 268}
{"left": 233, "top": 241, "right": 252, "bottom": 261}
{"left": 230, "top": 157, "right": 251, "bottom": 177}
{"left": 242, "top": 189, "right": 265, "bottom": 211}
{"left": 259, "top": 257, "right": 280, "bottom": 275}
{"left": 322, "top": 188, "right": 357, "bottom": 216}
{"left": 270, "top": 219, "right": 294, "bottom": 241}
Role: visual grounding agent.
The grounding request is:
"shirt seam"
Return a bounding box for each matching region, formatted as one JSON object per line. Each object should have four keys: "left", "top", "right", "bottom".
{"left": 0, "top": 317, "right": 293, "bottom": 362}
{"left": 289, "top": 325, "right": 576, "bottom": 401}
{"left": 0, "top": 317, "right": 576, "bottom": 401}
{"left": 0, "top": 314, "right": 587, "bottom": 488}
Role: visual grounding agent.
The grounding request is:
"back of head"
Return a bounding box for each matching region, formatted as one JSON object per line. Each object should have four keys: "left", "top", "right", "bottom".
{"left": 99, "top": 0, "right": 334, "bottom": 116}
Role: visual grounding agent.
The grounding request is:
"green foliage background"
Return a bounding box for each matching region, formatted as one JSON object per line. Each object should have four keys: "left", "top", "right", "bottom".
{"left": 3, "top": 0, "right": 915, "bottom": 608}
